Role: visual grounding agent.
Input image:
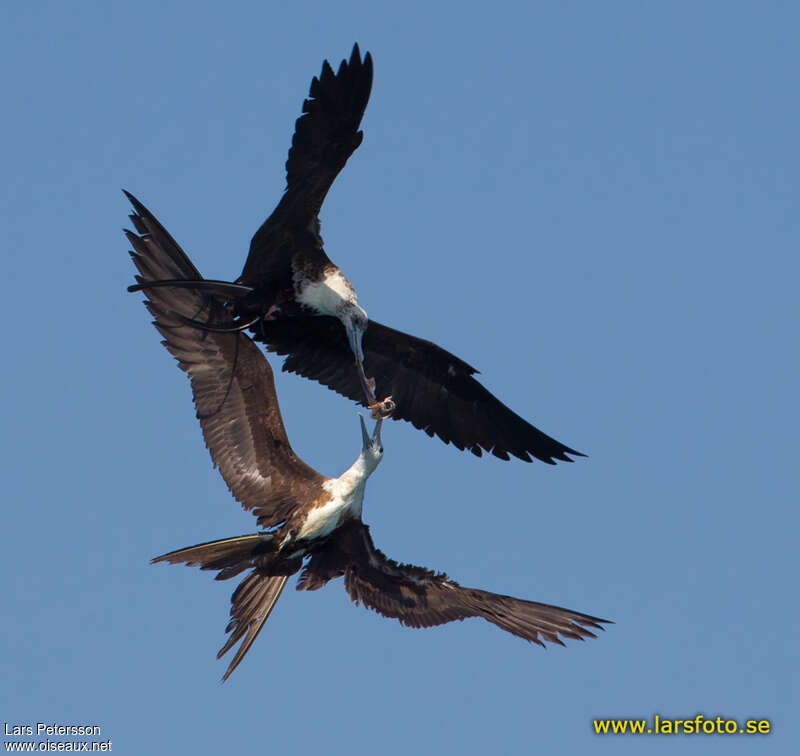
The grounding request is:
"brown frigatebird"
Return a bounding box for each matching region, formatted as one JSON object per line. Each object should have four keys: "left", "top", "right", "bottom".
{"left": 126, "top": 199, "right": 609, "bottom": 681}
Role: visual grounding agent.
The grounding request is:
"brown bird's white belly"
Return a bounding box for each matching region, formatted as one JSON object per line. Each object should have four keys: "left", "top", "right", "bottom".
{"left": 296, "top": 477, "right": 366, "bottom": 541}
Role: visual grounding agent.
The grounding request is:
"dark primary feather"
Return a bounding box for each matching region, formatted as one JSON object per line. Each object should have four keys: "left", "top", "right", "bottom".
{"left": 257, "top": 316, "right": 584, "bottom": 464}
{"left": 284, "top": 42, "right": 372, "bottom": 216}
{"left": 240, "top": 43, "right": 373, "bottom": 286}
{"left": 126, "top": 191, "right": 326, "bottom": 528}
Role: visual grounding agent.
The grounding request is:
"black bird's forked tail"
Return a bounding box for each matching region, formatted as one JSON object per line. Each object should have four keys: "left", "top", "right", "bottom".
{"left": 127, "top": 278, "right": 254, "bottom": 299}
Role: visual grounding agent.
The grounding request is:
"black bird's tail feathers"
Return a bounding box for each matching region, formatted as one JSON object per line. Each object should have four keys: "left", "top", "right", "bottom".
{"left": 124, "top": 190, "right": 237, "bottom": 325}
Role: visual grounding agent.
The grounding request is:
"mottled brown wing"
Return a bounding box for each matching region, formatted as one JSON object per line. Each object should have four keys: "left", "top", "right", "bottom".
{"left": 126, "top": 192, "right": 326, "bottom": 528}
{"left": 240, "top": 44, "right": 373, "bottom": 286}
{"left": 256, "top": 316, "right": 584, "bottom": 464}
{"left": 328, "top": 522, "right": 609, "bottom": 646}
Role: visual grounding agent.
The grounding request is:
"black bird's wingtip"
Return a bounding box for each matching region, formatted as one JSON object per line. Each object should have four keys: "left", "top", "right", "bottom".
{"left": 122, "top": 188, "right": 145, "bottom": 213}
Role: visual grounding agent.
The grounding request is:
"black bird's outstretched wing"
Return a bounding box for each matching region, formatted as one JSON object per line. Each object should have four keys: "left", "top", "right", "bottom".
{"left": 298, "top": 521, "right": 609, "bottom": 645}
{"left": 126, "top": 192, "right": 327, "bottom": 528}
{"left": 240, "top": 43, "right": 373, "bottom": 286}
{"left": 257, "top": 316, "right": 584, "bottom": 464}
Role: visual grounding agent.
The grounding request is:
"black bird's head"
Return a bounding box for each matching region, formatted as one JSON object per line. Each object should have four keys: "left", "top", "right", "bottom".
{"left": 342, "top": 303, "right": 368, "bottom": 366}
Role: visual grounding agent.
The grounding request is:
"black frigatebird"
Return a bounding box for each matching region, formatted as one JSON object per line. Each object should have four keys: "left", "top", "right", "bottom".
{"left": 127, "top": 44, "right": 585, "bottom": 465}
{"left": 127, "top": 203, "right": 609, "bottom": 681}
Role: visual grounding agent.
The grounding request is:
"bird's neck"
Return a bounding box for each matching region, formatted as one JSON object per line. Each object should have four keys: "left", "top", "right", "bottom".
{"left": 332, "top": 454, "right": 373, "bottom": 515}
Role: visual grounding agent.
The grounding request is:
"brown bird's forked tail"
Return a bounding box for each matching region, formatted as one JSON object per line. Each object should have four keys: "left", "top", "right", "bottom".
{"left": 152, "top": 534, "right": 288, "bottom": 681}
{"left": 217, "top": 572, "right": 288, "bottom": 682}
{"left": 152, "top": 534, "right": 267, "bottom": 578}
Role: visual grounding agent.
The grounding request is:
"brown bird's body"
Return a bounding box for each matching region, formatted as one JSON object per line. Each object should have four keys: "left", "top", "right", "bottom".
{"left": 126, "top": 186, "right": 609, "bottom": 681}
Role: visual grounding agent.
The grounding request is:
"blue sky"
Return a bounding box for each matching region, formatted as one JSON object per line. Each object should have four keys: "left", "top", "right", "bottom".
{"left": 2, "top": 1, "right": 797, "bottom": 753}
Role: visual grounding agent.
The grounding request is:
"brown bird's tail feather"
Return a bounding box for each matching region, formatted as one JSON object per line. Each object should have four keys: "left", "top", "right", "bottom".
{"left": 152, "top": 534, "right": 271, "bottom": 580}
{"left": 217, "top": 573, "right": 288, "bottom": 681}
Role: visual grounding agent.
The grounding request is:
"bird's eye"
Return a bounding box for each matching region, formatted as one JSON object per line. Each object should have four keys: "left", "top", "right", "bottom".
{"left": 378, "top": 446, "right": 384, "bottom": 454}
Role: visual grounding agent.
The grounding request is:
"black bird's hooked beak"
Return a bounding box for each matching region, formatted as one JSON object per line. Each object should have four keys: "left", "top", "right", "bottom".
{"left": 346, "top": 318, "right": 378, "bottom": 406}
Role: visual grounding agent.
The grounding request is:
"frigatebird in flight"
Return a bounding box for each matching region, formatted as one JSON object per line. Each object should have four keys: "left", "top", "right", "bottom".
{"left": 126, "top": 201, "right": 609, "bottom": 681}
{"left": 127, "top": 44, "right": 585, "bottom": 465}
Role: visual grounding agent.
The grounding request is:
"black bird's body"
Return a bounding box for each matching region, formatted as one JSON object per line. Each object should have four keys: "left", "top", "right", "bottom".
{"left": 127, "top": 44, "right": 585, "bottom": 465}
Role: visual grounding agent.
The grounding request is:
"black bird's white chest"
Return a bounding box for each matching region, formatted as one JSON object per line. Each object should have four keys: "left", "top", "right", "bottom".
{"left": 293, "top": 262, "right": 357, "bottom": 317}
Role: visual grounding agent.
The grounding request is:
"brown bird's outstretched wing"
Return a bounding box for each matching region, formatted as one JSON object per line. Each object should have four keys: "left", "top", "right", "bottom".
{"left": 299, "top": 521, "right": 609, "bottom": 645}
{"left": 240, "top": 43, "right": 373, "bottom": 286}
{"left": 257, "top": 316, "right": 584, "bottom": 464}
{"left": 126, "top": 192, "right": 327, "bottom": 527}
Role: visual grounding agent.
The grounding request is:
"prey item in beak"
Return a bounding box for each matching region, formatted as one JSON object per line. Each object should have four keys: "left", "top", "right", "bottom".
{"left": 369, "top": 395, "right": 395, "bottom": 419}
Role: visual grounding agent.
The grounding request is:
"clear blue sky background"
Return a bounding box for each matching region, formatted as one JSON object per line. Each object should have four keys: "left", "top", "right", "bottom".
{"left": 2, "top": 2, "right": 797, "bottom": 754}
